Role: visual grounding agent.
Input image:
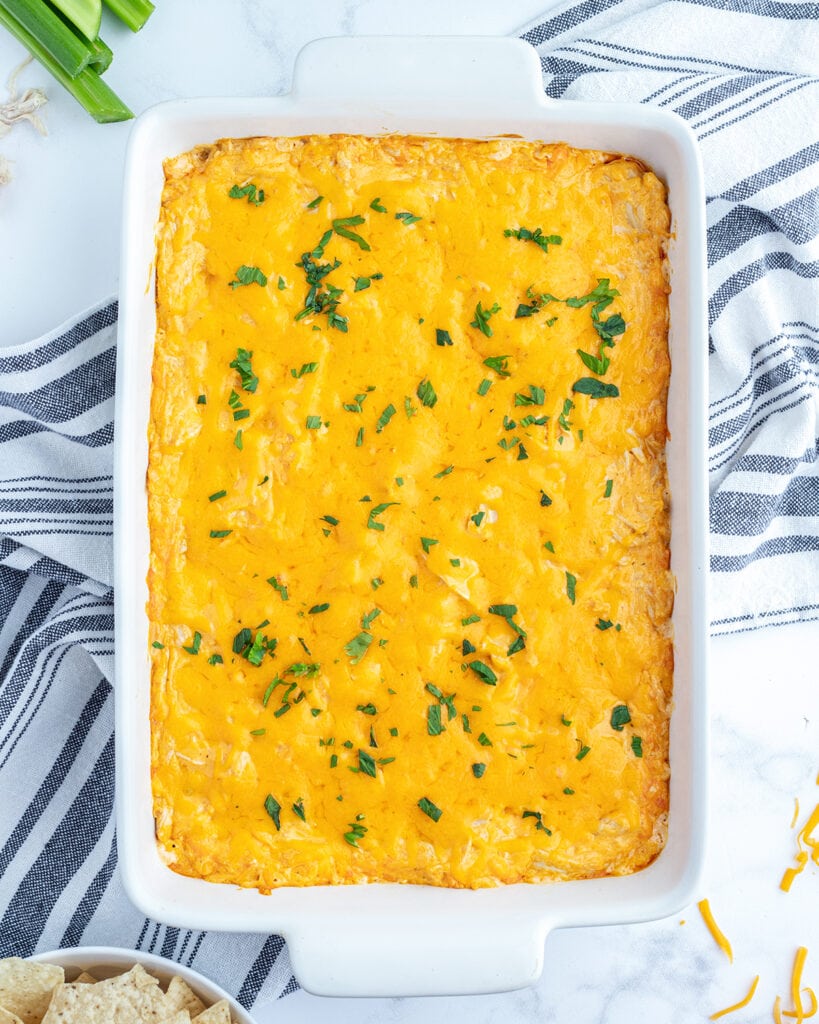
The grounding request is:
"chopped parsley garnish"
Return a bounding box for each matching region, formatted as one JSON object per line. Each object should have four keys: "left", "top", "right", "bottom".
{"left": 344, "top": 817, "right": 368, "bottom": 847}
{"left": 208, "top": 490, "right": 226, "bottom": 502}
{"left": 286, "top": 662, "right": 320, "bottom": 677}
{"left": 278, "top": 276, "right": 286, "bottom": 290}
{"left": 604, "top": 479, "right": 613, "bottom": 498}
{"left": 306, "top": 194, "right": 324, "bottom": 209}
{"left": 332, "top": 215, "right": 370, "bottom": 251}
{"left": 566, "top": 572, "right": 577, "bottom": 605}
{"left": 251, "top": 728, "right": 266, "bottom": 736}
{"left": 354, "top": 272, "right": 383, "bottom": 291}
{"left": 292, "top": 798, "right": 306, "bottom": 821}
{"left": 561, "top": 715, "right": 572, "bottom": 727}
{"left": 462, "top": 639, "right": 476, "bottom": 656}
{"left": 356, "top": 702, "right": 377, "bottom": 715}
{"left": 520, "top": 414, "right": 548, "bottom": 427}
{"left": 507, "top": 635, "right": 526, "bottom": 656}
{"left": 305, "top": 415, "right": 322, "bottom": 429}
{"left": 375, "top": 403, "right": 396, "bottom": 433}
{"left": 308, "top": 603, "right": 330, "bottom": 614}
{"left": 632, "top": 736, "right": 643, "bottom": 757}
{"left": 233, "top": 408, "right": 250, "bottom": 421}
{"left": 498, "top": 436, "right": 519, "bottom": 451}
{"left": 418, "top": 796, "right": 442, "bottom": 822}
{"left": 517, "top": 444, "right": 529, "bottom": 460}
{"left": 229, "top": 182, "right": 265, "bottom": 205}
{"left": 470, "top": 511, "right": 485, "bottom": 528}
{"left": 291, "top": 362, "right": 318, "bottom": 379}
{"left": 356, "top": 427, "right": 364, "bottom": 447}
{"left": 230, "top": 348, "right": 259, "bottom": 393}
{"left": 436, "top": 329, "right": 453, "bottom": 347}
{"left": 420, "top": 537, "right": 438, "bottom": 554}
{"left": 196, "top": 394, "right": 207, "bottom": 404}
{"left": 344, "top": 391, "right": 370, "bottom": 413}
{"left": 345, "top": 631, "right": 373, "bottom": 664}
{"left": 435, "top": 465, "right": 454, "bottom": 479}
{"left": 361, "top": 608, "right": 381, "bottom": 629}
{"left": 515, "top": 303, "right": 539, "bottom": 318}
{"left": 576, "top": 743, "right": 591, "bottom": 761}
{"left": 450, "top": 558, "right": 461, "bottom": 567}
{"left": 395, "top": 211, "right": 422, "bottom": 225}
{"left": 389, "top": 727, "right": 399, "bottom": 737}
{"left": 471, "top": 301, "right": 501, "bottom": 337}
{"left": 563, "top": 787, "right": 575, "bottom": 795}
{"left": 410, "top": 575, "right": 419, "bottom": 588}
{"left": 427, "top": 704, "right": 444, "bottom": 736}
{"left": 572, "top": 377, "right": 620, "bottom": 398}
{"left": 320, "top": 514, "right": 339, "bottom": 527}
{"left": 358, "top": 749, "right": 377, "bottom": 777}
{"left": 489, "top": 603, "right": 517, "bottom": 618}
{"left": 370, "top": 197, "right": 387, "bottom": 213}
{"left": 544, "top": 540, "right": 555, "bottom": 553}
{"left": 483, "top": 354, "right": 510, "bottom": 377}
{"left": 367, "top": 502, "right": 398, "bottom": 532}
{"left": 514, "top": 384, "right": 545, "bottom": 406}
{"left": 234, "top": 431, "right": 243, "bottom": 449}
{"left": 152, "top": 640, "right": 164, "bottom": 649}
{"left": 477, "top": 378, "right": 492, "bottom": 396}
{"left": 468, "top": 660, "right": 497, "bottom": 686}
{"left": 558, "top": 398, "right": 574, "bottom": 433}
{"left": 416, "top": 379, "right": 437, "bottom": 408}
{"left": 229, "top": 265, "right": 267, "bottom": 289}
{"left": 478, "top": 732, "right": 492, "bottom": 747}
{"left": 471, "top": 763, "right": 486, "bottom": 779}
{"left": 539, "top": 490, "right": 552, "bottom": 507}
{"left": 522, "top": 809, "right": 552, "bottom": 835}
{"left": 504, "top": 226, "right": 562, "bottom": 253}
{"left": 209, "top": 529, "right": 232, "bottom": 538}
{"left": 295, "top": 230, "right": 346, "bottom": 331}
{"left": 264, "top": 794, "right": 281, "bottom": 830}
{"left": 371, "top": 577, "right": 384, "bottom": 590}
{"left": 182, "top": 631, "right": 202, "bottom": 655}
{"left": 461, "top": 614, "right": 481, "bottom": 626}
{"left": 404, "top": 396, "right": 417, "bottom": 418}
{"left": 611, "top": 704, "right": 632, "bottom": 731}
{"left": 596, "top": 618, "right": 614, "bottom": 631}
{"left": 206, "top": 654, "right": 223, "bottom": 666}
{"left": 267, "top": 576, "right": 289, "bottom": 601}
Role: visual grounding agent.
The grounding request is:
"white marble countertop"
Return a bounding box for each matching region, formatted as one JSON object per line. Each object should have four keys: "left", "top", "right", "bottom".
{"left": 1, "top": 2, "right": 817, "bottom": 1021}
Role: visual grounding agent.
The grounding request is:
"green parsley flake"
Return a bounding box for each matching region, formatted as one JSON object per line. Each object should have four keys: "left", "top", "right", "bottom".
{"left": 417, "top": 796, "right": 442, "bottom": 822}
{"left": 566, "top": 572, "right": 577, "bottom": 605}
{"left": 229, "top": 182, "right": 265, "bottom": 205}
{"left": 208, "top": 490, "right": 227, "bottom": 502}
{"left": 420, "top": 537, "right": 438, "bottom": 554}
{"left": 632, "top": 736, "right": 643, "bottom": 757}
{"left": 478, "top": 732, "right": 493, "bottom": 747}
{"left": 375, "top": 403, "right": 396, "bottom": 433}
{"left": 361, "top": 608, "right": 381, "bottom": 629}
{"left": 514, "top": 385, "right": 545, "bottom": 406}
{"left": 264, "top": 793, "right": 281, "bottom": 830}
{"left": 416, "top": 379, "right": 437, "bottom": 408}
{"left": 471, "top": 763, "right": 487, "bottom": 779}
{"left": 469, "top": 660, "right": 497, "bottom": 686}
{"left": 229, "top": 265, "right": 267, "bottom": 289}
{"left": 291, "top": 362, "right": 318, "bottom": 379}
{"left": 604, "top": 479, "right": 614, "bottom": 498}
{"left": 230, "top": 348, "right": 259, "bottom": 393}
{"left": 152, "top": 641, "right": 164, "bottom": 649}
{"left": 367, "top": 502, "right": 398, "bottom": 532}
{"left": 409, "top": 575, "right": 419, "bottom": 588}
{"left": 267, "top": 576, "right": 289, "bottom": 601}
{"left": 576, "top": 743, "right": 591, "bottom": 761}
{"left": 370, "top": 197, "right": 387, "bottom": 213}
{"left": 427, "top": 704, "right": 444, "bottom": 736}
{"left": 395, "top": 211, "right": 422, "bottom": 225}
{"left": 572, "top": 377, "right": 620, "bottom": 399}
{"left": 483, "top": 355, "right": 510, "bottom": 377}
{"left": 358, "top": 749, "right": 377, "bottom": 777}
{"left": 610, "top": 704, "right": 632, "bottom": 731}
{"left": 356, "top": 703, "right": 377, "bottom": 715}
{"left": 332, "top": 215, "right": 371, "bottom": 251}
{"left": 503, "top": 226, "right": 562, "bottom": 253}
{"left": 308, "top": 603, "right": 330, "bottom": 614}
{"left": 182, "top": 631, "right": 202, "bottom": 655}
{"left": 477, "top": 378, "right": 492, "bottom": 396}
{"left": 306, "top": 194, "right": 324, "bottom": 209}
{"left": 209, "top": 529, "right": 232, "bottom": 538}
{"left": 306, "top": 415, "right": 322, "bottom": 429}
{"left": 596, "top": 618, "right": 614, "bottom": 631}
{"left": 292, "top": 798, "right": 306, "bottom": 821}
{"left": 471, "top": 302, "right": 501, "bottom": 337}
{"left": 196, "top": 394, "right": 207, "bottom": 405}
{"left": 462, "top": 614, "right": 481, "bottom": 626}
{"left": 436, "top": 328, "right": 454, "bottom": 347}
{"left": 345, "top": 631, "right": 373, "bottom": 664}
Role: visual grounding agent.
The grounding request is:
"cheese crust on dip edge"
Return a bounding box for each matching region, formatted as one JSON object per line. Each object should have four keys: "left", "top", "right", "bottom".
{"left": 149, "top": 135, "right": 673, "bottom": 891}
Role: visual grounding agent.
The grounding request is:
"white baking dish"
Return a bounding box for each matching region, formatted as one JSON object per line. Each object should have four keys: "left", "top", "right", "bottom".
{"left": 114, "top": 35, "right": 709, "bottom": 998}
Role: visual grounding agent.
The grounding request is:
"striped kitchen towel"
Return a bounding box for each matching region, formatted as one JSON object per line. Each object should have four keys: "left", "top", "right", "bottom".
{"left": 520, "top": 0, "right": 819, "bottom": 633}
{"left": 0, "top": 0, "right": 817, "bottom": 1004}
{"left": 0, "top": 303, "right": 295, "bottom": 1007}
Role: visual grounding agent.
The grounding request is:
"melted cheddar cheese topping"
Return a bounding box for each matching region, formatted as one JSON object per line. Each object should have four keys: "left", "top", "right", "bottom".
{"left": 150, "top": 136, "right": 673, "bottom": 890}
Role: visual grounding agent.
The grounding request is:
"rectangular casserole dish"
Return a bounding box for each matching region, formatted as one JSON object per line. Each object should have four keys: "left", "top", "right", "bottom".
{"left": 114, "top": 35, "right": 709, "bottom": 998}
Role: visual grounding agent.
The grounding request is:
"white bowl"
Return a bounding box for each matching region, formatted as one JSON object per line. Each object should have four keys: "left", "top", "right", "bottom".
{"left": 29, "top": 947, "right": 255, "bottom": 1024}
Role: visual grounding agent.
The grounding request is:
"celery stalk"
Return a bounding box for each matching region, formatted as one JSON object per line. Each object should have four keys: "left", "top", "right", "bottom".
{"left": 0, "top": 0, "right": 93, "bottom": 77}
{"left": 0, "top": 3, "right": 131, "bottom": 121}
{"left": 102, "top": 0, "right": 152, "bottom": 31}
{"left": 85, "top": 31, "right": 111, "bottom": 72}
{"left": 48, "top": 0, "right": 99, "bottom": 41}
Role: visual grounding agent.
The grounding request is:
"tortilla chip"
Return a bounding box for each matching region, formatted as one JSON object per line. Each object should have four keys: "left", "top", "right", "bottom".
{"left": 0, "top": 1009, "right": 24, "bottom": 1024}
{"left": 165, "top": 977, "right": 205, "bottom": 1017}
{"left": 192, "top": 1000, "right": 232, "bottom": 1024}
{"left": 0, "top": 959, "right": 64, "bottom": 1024}
{"left": 41, "top": 965, "right": 168, "bottom": 1024}
{"left": 73, "top": 973, "right": 96, "bottom": 984}
{"left": 158, "top": 1013, "right": 191, "bottom": 1024}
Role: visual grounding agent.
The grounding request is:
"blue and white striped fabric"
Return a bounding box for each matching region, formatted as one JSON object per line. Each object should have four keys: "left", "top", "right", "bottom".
{"left": 0, "top": 303, "right": 295, "bottom": 1007}
{"left": 0, "top": 0, "right": 817, "bottom": 1005}
{"left": 520, "top": 0, "right": 819, "bottom": 633}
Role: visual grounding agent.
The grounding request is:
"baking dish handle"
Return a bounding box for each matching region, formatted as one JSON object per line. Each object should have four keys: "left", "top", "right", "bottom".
{"left": 291, "top": 35, "right": 546, "bottom": 111}
{"left": 285, "top": 916, "right": 549, "bottom": 997}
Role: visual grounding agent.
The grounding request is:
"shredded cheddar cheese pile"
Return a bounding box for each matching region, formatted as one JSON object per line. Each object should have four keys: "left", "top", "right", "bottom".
{"left": 149, "top": 136, "right": 672, "bottom": 889}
